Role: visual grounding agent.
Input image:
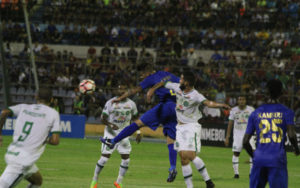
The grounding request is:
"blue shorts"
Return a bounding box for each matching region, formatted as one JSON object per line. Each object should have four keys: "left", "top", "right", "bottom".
{"left": 250, "top": 165, "right": 287, "bottom": 188}
{"left": 140, "top": 101, "right": 177, "bottom": 140}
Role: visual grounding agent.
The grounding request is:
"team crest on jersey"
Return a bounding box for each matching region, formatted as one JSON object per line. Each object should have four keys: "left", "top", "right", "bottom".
{"left": 183, "top": 101, "right": 189, "bottom": 107}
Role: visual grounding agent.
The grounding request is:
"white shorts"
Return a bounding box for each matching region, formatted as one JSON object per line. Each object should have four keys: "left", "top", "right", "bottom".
{"left": 0, "top": 163, "right": 38, "bottom": 188}
{"left": 101, "top": 128, "right": 132, "bottom": 155}
{"left": 174, "top": 123, "right": 201, "bottom": 153}
{"left": 233, "top": 134, "right": 256, "bottom": 152}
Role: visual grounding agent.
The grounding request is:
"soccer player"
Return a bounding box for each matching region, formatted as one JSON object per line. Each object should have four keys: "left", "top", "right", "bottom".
{"left": 243, "top": 79, "right": 300, "bottom": 188}
{"left": 225, "top": 94, "right": 255, "bottom": 178}
{"left": 0, "top": 88, "right": 61, "bottom": 188}
{"left": 148, "top": 71, "right": 231, "bottom": 188}
{"left": 90, "top": 84, "right": 140, "bottom": 188}
{"left": 100, "top": 63, "right": 180, "bottom": 182}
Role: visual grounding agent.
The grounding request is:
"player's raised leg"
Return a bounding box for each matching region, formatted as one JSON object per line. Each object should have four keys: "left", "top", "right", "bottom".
{"left": 100, "top": 120, "right": 142, "bottom": 149}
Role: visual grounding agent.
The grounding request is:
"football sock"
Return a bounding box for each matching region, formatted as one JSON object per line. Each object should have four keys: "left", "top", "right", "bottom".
{"left": 182, "top": 164, "right": 193, "bottom": 188}
{"left": 232, "top": 155, "right": 239, "bottom": 175}
{"left": 168, "top": 143, "right": 177, "bottom": 170}
{"left": 26, "top": 184, "right": 40, "bottom": 188}
{"left": 116, "top": 159, "right": 130, "bottom": 184}
{"left": 249, "top": 157, "right": 253, "bottom": 174}
{"left": 93, "top": 156, "right": 109, "bottom": 181}
{"left": 113, "top": 122, "right": 139, "bottom": 143}
{"left": 192, "top": 157, "right": 210, "bottom": 181}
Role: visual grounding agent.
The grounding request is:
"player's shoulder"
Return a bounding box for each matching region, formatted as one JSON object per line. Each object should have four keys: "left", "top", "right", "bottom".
{"left": 106, "top": 97, "right": 116, "bottom": 104}
{"left": 246, "top": 105, "right": 255, "bottom": 111}
{"left": 126, "top": 98, "right": 136, "bottom": 105}
{"left": 231, "top": 106, "right": 239, "bottom": 112}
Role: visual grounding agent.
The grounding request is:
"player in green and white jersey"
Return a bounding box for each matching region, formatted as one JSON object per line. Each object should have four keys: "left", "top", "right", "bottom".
{"left": 147, "top": 71, "right": 231, "bottom": 188}
{"left": 90, "top": 84, "right": 141, "bottom": 188}
{"left": 225, "top": 95, "right": 255, "bottom": 178}
{"left": 0, "top": 88, "right": 61, "bottom": 188}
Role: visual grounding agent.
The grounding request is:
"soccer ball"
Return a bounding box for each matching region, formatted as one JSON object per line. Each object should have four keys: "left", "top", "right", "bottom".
{"left": 79, "top": 79, "right": 96, "bottom": 94}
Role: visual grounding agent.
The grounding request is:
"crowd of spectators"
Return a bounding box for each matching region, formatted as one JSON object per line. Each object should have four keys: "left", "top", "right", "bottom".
{"left": 1, "top": 0, "right": 300, "bottom": 123}
{"left": 4, "top": 42, "right": 300, "bottom": 123}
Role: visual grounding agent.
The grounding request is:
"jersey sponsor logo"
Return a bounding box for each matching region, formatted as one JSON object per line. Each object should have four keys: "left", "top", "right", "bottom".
{"left": 201, "top": 128, "right": 225, "bottom": 141}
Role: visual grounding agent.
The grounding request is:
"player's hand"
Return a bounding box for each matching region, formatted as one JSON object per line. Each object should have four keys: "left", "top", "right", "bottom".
{"left": 146, "top": 88, "right": 155, "bottom": 103}
{"left": 224, "top": 137, "right": 230, "bottom": 147}
{"left": 136, "top": 134, "right": 142, "bottom": 144}
{"left": 222, "top": 104, "right": 231, "bottom": 110}
{"left": 112, "top": 97, "right": 121, "bottom": 103}
{"left": 0, "top": 135, "right": 3, "bottom": 147}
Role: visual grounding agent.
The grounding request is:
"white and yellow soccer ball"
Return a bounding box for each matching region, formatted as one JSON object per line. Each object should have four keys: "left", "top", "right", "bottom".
{"left": 79, "top": 79, "right": 96, "bottom": 94}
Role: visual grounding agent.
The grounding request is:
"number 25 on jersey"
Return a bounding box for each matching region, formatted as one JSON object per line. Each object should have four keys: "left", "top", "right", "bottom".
{"left": 259, "top": 119, "right": 283, "bottom": 144}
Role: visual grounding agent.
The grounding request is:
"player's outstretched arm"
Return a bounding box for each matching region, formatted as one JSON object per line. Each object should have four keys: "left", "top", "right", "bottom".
{"left": 225, "top": 120, "right": 233, "bottom": 147}
{"left": 0, "top": 109, "right": 13, "bottom": 147}
{"left": 147, "top": 82, "right": 164, "bottom": 103}
{"left": 48, "top": 133, "right": 60, "bottom": 145}
{"left": 243, "top": 134, "right": 254, "bottom": 158}
{"left": 203, "top": 100, "right": 231, "bottom": 110}
{"left": 113, "top": 86, "right": 143, "bottom": 103}
{"left": 287, "top": 125, "right": 300, "bottom": 156}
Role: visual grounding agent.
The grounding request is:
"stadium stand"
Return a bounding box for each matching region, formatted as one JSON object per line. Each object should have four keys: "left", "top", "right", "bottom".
{"left": 0, "top": 0, "right": 299, "bottom": 124}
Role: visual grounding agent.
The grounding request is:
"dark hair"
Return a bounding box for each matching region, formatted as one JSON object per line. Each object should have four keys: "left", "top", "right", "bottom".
{"left": 137, "top": 62, "right": 153, "bottom": 72}
{"left": 182, "top": 71, "right": 196, "bottom": 86}
{"left": 237, "top": 93, "right": 247, "bottom": 100}
{"left": 266, "top": 79, "right": 283, "bottom": 100}
{"left": 38, "top": 88, "right": 52, "bottom": 102}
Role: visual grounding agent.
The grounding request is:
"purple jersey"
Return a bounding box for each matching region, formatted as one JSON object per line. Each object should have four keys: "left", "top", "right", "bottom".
{"left": 139, "top": 71, "right": 179, "bottom": 102}
{"left": 245, "top": 104, "right": 295, "bottom": 168}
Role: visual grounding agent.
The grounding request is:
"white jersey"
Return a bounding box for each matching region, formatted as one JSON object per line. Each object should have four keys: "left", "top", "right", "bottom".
{"left": 229, "top": 105, "right": 255, "bottom": 136}
{"left": 6, "top": 104, "right": 61, "bottom": 166}
{"left": 101, "top": 97, "right": 138, "bottom": 133}
{"left": 165, "top": 82, "right": 207, "bottom": 124}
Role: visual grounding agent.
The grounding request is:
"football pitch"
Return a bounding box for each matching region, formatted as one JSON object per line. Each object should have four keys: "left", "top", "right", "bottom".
{"left": 0, "top": 136, "right": 299, "bottom": 188}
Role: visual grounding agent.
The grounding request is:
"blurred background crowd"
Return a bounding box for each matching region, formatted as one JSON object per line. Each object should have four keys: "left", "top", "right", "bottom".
{"left": 1, "top": 0, "right": 300, "bottom": 124}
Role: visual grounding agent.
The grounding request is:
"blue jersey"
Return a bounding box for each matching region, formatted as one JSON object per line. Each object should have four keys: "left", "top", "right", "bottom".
{"left": 139, "top": 71, "right": 179, "bottom": 102}
{"left": 245, "top": 103, "right": 295, "bottom": 168}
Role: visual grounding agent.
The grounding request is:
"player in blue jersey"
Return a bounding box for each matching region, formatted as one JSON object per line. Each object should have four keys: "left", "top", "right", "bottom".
{"left": 100, "top": 63, "right": 180, "bottom": 182}
{"left": 243, "top": 79, "right": 300, "bottom": 188}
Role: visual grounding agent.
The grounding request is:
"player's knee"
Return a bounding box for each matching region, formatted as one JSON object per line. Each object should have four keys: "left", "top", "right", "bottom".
{"left": 180, "top": 158, "right": 190, "bottom": 165}
{"left": 121, "top": 154, "right": 129, "bottom": 160}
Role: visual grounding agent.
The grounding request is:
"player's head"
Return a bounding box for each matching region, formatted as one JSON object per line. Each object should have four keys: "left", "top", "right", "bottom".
{"left": 237, "top": 94, "right": 247, "bottom": 108}
{"left": 266, "top": 79, "right": 283, "bottom": 100}
{"left": 36, "top": 87, "right": 52, "bottom": 103}
{"left": 138, "top": 63, "right": 154, "bottom": 80}
{"left": 180, "top": 71, "right": 196, "bottom": 90}
{"left": 116, "top": 82, "right": 127, "bottom": 97}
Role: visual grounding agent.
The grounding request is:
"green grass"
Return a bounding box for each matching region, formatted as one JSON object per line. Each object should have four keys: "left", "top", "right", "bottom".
{"left": 0, "top": 136, "right": 299, "bottom": 188}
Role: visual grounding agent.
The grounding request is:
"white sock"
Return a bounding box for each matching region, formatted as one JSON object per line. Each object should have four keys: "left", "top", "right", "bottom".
{"left": 93, "top": 156, "right": 109, "bottom": 181}
{"left": 27, "top": 184, "right": 40, "bottom": 188}
{"left": 182, "top": 164, "right": 193, "bottom": 188}
{"left": 192, "top": 157, "right": 211, "bottom": 181}
{"left": 116, "top": 159, "right": 130, "bottom": 184}
{"left": 232, "top": 155, "right": 239, "bottom": 175}
{"left": 249, "top": 157, "right": 253, "bottom": 174}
